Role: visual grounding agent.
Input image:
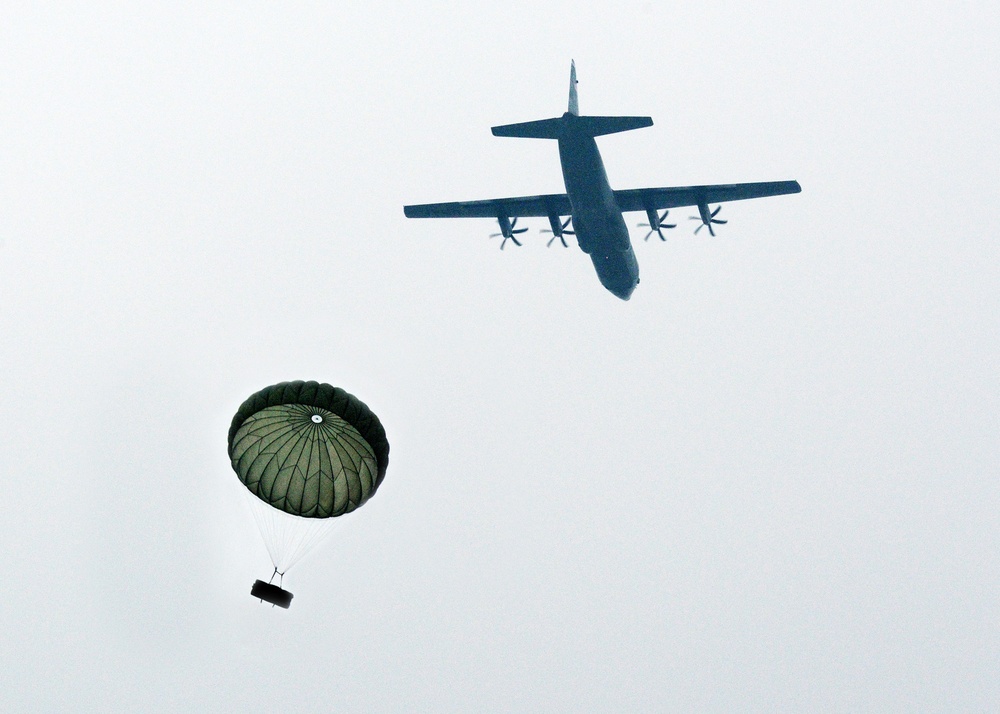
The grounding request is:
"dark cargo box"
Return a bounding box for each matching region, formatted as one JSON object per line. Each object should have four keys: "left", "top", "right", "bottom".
{"left": 251, "top": 580, "right": 293, "bottom": 609}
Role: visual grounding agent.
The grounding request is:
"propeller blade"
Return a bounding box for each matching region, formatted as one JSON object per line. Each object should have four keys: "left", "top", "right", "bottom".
{"left": 543, "top": 216, "right": 573, "bottom": 246}
{"left": 691, "top": 209, "right": 722, "bottom": 235}
{"left": 641, "top": 211, "right": 676, "bottom": 234}
{"left": 493, "top": 216, "right": 527, "bottom": 244}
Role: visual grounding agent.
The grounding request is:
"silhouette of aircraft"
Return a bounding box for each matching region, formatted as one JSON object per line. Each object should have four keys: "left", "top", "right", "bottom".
{"left": 404, "top": 62, "right": 800, "bottom": 300}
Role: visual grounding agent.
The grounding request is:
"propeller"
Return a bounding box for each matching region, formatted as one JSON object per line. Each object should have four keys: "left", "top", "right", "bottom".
{"left": 490, "top": 216, "right": 528, "bottom": 249}
{"left": 541, "top": 216, "right": 575, "bottom": 247}
{"left": 690, "top": 204, "right": 727, "bottom": 236}
{"left": 638, "top": 209, "right": 676, "bottom": 241}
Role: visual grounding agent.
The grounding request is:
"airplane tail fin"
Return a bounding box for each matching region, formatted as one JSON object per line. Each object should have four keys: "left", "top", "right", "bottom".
{"left": 491, "top": 61, "right": 652, "bottom": 140}
{"left": 568, "top": 59, "right": 579, "bottom": 116}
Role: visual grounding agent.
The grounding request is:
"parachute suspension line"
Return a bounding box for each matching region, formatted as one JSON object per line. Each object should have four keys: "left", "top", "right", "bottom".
{"left": 243, "top": 484, "right": 342, "bottom": 574}
{"left": 276, "top": 514, "right": 342, "bottom": 574}
{"left": 245, "top": 487, "right": 280, "bottom": 567}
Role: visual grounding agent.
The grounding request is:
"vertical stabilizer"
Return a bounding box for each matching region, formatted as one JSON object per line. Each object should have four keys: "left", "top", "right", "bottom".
{"left": 568, "top": 60, "right": 579, "bottom": 115}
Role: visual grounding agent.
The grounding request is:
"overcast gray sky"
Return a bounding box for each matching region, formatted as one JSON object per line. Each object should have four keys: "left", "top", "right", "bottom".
{"left": 2, "top": 1, "right": 998, "bottom": 711}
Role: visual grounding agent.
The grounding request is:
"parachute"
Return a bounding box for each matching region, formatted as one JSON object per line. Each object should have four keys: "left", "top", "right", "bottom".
{"left": 228, "top": 380, "right": 389, "bottom": 608}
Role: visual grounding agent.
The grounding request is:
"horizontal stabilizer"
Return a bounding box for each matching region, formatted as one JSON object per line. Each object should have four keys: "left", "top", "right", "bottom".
{"left": 575, "top": 115, "right": 653, "bottom": 137}
{"left": 491, "top": 117, "right": 565, "bottom": 139}
{"left": 492, "top": 114, "right": 653, "bottom": 140}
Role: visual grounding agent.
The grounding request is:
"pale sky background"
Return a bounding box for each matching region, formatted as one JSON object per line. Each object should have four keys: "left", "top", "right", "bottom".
{"left": 1, "top": 1, "right": 998, "bottom": 711}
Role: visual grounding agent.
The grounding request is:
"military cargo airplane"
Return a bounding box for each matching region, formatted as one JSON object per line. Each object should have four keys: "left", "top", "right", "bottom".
{"left": 404, "top": 62, "right": 800, "bottom": 300}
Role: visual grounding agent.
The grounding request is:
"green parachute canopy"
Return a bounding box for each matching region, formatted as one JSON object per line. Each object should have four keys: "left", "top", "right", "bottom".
{"left": 228, "top": 380, "right": 389, "bottom": 519}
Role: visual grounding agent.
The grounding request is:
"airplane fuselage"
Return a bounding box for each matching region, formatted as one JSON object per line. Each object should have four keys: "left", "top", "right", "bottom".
{"left": 557, "top": 114, "right": 639, "bottom": 300}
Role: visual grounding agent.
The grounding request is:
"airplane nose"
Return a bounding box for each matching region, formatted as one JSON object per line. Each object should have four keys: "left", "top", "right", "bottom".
{"left": 592, "top": 249, "right": 638, "bottom": 300}
{"left": 607, "top": 277, "right": 636, "bottom": 300}
{"left": 615, "top": 284, "right": 635, "bottom": 300}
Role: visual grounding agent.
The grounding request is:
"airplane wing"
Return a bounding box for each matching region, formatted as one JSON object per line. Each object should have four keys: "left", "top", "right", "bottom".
{"left": 403, "top": 193, "right": 572, "bottom": 219}
{"left": 613, "top": 180, "right": 801, "bottom": 212}
{"left": 403, "top": 180, "right": 800, "bottom": 220}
